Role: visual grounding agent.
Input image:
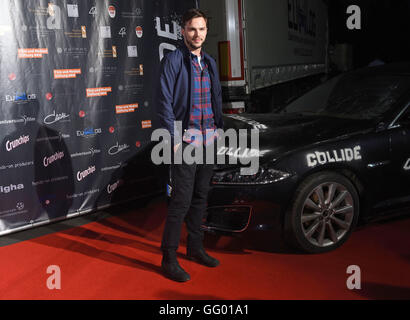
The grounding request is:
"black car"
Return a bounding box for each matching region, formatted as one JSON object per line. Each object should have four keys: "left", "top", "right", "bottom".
{"left": 204, "top": 63, "right": 410, "bottom": 253}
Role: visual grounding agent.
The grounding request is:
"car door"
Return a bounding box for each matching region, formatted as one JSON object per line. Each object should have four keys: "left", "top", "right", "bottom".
{"left": 388, "top": 101, "right": 410, "bottom": 203}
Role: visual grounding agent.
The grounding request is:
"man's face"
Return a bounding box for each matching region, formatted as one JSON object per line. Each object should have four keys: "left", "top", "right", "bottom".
{"left": 182, "top": 17, "right": 207, "bottom": 51}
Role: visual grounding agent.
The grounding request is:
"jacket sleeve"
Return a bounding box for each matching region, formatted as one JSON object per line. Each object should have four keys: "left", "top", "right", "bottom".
{"left": 156, "top": 54, "right": 180, "bottom": 143}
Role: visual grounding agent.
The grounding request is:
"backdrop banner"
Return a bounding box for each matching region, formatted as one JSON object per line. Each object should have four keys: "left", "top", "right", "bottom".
{"left": 0, "top": 0, "right": 196, "bottom": 235}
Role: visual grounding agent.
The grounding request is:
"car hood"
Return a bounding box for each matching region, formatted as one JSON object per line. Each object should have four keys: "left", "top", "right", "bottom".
{"left": 220, "top": 113, "right": 376, "bottom": 163}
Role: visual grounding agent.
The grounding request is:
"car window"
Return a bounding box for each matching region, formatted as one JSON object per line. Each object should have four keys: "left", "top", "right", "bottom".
{"left": 396, "top": 102, "right": 410, "bottom": 126}
{"left": 283, "top": 73, "right": 410, "bottom": 120}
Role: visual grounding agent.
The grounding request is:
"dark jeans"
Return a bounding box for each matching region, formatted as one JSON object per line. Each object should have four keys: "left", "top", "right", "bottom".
{"left": 161, "top": 142, "right": 215, "bottom": 257}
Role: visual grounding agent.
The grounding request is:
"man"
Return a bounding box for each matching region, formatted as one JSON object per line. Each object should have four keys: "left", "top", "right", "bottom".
{"left": 156, "top": 9, "right": 223, "bottom": 282}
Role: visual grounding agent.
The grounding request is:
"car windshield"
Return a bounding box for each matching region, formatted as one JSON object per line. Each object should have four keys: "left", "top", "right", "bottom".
{"left": 282, "top": 73, "right": 410, "bottom": 120}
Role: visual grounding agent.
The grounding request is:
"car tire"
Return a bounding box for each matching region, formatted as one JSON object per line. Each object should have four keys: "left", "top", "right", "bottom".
{"left": 284, "top": 171, "right": 360, "bottom": 253}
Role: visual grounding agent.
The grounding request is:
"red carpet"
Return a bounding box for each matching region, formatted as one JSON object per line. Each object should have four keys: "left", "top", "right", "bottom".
{"left": 0, "top": 197, "right": 409, "bottom": 300}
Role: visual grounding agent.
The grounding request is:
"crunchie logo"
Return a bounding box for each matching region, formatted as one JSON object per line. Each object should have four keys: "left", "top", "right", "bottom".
{"left": 5, "top": 93, "right": 36, "bottom": 102}
{"left": 6, "top": 135, "right": 30, "bottom": 152}
{"left": 76, "top": 128, "right": 102, "bottom": 138}
{"left": 43, "top": 151, "right": 64, "bottom": 167}
{"left": 107, "top": 180, "right": 123, "bottom": 194}
{"left": 77, "top": 166, "right": 96, "bottom": 181}
{"left": 77, "top": 166, "right": 95, "bottom": 181}
{"left": 0, "top": 183, "right": 24, "bottom": 194}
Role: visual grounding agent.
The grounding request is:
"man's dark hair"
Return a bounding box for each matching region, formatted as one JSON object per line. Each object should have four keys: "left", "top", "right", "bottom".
{"left": 182, "top": 8, "right": 208, "bottom": 29}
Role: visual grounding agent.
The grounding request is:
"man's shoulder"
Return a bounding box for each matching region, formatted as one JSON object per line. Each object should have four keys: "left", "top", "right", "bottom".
{"left": 163, "top": 47, "right": 185, "bottom": 63}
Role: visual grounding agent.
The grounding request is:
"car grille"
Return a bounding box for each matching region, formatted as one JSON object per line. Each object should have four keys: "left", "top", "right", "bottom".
{"left": 203, "top": 206, "right": 251, "bottom": 232}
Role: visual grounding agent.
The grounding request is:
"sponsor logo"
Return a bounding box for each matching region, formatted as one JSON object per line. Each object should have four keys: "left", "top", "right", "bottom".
{"left": 119, "top": 27, "right": 126, "bottom": 37}
{"left": 108, "top": 5, "right": 116, "bottom": 18}
{"left": 109, "top": 126, "right": 115, "bottom": 133}
{"left": 404, "top": 158, "right": 410, "bottom": 170}
{"left": 306, "top": 146, "right": 362, "bottom": 167}
{"left": 67, "top": 4, "right": 79, "bottom": 18}
{"left": 127, "top": 45, "right": 138, "bottom": 57}
{"left": 0, "top": 202, "right": 27, "bottom": 217}
{"left": 47, "top": 4, "right": 62, "bottom": 30}
{"left": 81, "top": 26, "right": 87, "bottom": 38}
{"left": 67, "top": 189, "right": 99, "bottom": 199}
{"left": 0, "top": 184, "right": 24, "bottom": 194}
{"left": 112, "top": 46, "right": 117, "bottom": 58}
{"left": 43, "top": 151, "right": 64, "bottom": 167}
{"left": 121, "top": 8, "right": 143, "bottom": 19}
{"left": 101, "top": 163, "right": 123, "bottom": 172}
{"left": 45, "top": 92, "right": 53, "bottom": 101}
{"left": 44, "top": 110, "right": 70, "bottom": 125}
{"left": 0, "top": 115, "right": 36, "bottom": 126}
{"left": 36, "top": 132, "right": 70, "bottom": 142}
{"left": 86, "top": 87, "right": 112, "bottom": 97}
{"left": 107, "top": 180, "right": 123, "bottom": 194}
{"left": 108, "top": 142, "right": 130, "bottom": 155}
{"left": 89, "top": 6, "right": 97, "bottom": 17}
{"left": 8, "top": 73, "right": 16, "bottom": 81}
{"left": 217, "top": 147, "right": 263, "bottom": 159}
{"left": 77, "top": 166, "right": 96, "bottom": 181}
{"left": 100, "top": 26, "right": 111, "bottom": 38}
{"left": 0, "top": 161, "right": 34, "bottom": 171}
{"left": 32, "top": 176, "right": 68, "bottom": 186}
{"left": 136, "top": 26, "right": 143, "bottom": 38}
{"left": 5, "top": 93, "right": 36, "bottom": 102}
{"left": 54, "top": 69, "right": 81, "bottom": 79}
{"left": 6, "top": 135, "right": 30, "bottom": 152}
{"left": 76, "top": 128, "right": 102, "bottom": 138}
{"left": 115, "top": 103, "right": 138, "bottom": 114}
{"left": 141, "top": 120, "right": 152, "bottom": 129}
{"left": 71, "top": 148, "right": 101, "bottom": 158}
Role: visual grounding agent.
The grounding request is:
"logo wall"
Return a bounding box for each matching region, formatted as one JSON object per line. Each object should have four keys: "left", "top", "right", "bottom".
{"left": 0, "top": 0, "right": 196, "bottom": 235}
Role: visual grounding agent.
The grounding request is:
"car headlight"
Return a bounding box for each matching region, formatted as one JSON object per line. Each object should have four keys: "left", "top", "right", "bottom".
{"left": 211, "top": 166, "right": 292, "bottom": 185}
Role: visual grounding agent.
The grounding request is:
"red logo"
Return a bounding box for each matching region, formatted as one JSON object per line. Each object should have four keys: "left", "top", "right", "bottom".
{"left": 108, "top": 5, "right": 116, "bottom": 18}
{"left": 136, "top": 26, "right": 143, "bottom": 38}
{"left": 135, "top": 141, "right": 141, "bottom": 147}
{"left": 45, "top": 93, "right": 53, "bottom": 101}
{"left": 8, "top": 73, "right": 16, "bottom": 81}
{"left": 109, "top": 126, "right": 115, "bottom": 133}
{"left": 79, "top": 110, "right": 86, "bottom": 118}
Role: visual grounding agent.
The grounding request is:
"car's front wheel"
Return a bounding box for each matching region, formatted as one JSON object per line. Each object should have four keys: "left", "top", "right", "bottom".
{"left": 284, "top": 171, "right": 360, "bottom": 253}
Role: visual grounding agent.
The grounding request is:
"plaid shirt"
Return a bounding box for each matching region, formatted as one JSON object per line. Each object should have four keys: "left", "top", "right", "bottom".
{"left": 183, "top": 52, "right": 217, "bottom": 146}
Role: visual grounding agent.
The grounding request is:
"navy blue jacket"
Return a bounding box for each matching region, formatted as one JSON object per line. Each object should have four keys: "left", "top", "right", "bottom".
{"left": 156, "top": 44, "right": 224, "bottom": 142}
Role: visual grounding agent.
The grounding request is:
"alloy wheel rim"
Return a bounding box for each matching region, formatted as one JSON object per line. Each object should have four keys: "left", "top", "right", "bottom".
{"left": 300, "top": 182, "right": 354, "bottom": 247}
